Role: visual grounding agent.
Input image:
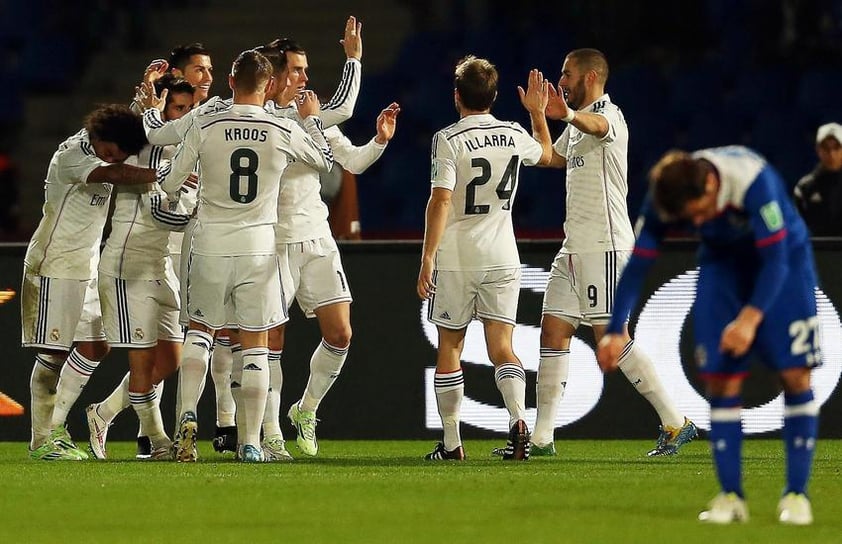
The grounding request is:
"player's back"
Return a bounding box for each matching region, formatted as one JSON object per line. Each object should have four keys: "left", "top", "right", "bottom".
{"left": 432, "top": 114, "right": 542, "bottom": 271}
{"left": 192, "top": 104, "right": 295, "bottom": 256}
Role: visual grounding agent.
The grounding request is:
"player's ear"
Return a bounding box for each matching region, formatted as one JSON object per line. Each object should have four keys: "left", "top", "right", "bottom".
{"left": 264, "top": 76, "right": 276, "bottom": 97}
{"left": 228, "top": 74, "right": 236, "bottom": 93}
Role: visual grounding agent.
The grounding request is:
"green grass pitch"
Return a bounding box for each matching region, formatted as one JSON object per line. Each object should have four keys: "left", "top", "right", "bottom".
{"left": 1, "top": 439, "right": 840, "bottom": 543}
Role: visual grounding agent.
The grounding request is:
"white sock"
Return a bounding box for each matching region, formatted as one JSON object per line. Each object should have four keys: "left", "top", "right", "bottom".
{"left": 177, "top": 330, "right": 213, "bottom": 419}
{"left": 229, "top": 343, "right": 244, "bottom": 441}
{"left": 130, "top": 390, "right": 169, "bottom": 448}
{"left": 97, "top": 372, "right": 130, "bottom": 425}
{"left": 618, "top": 340, "right": 684, "bottom": 429}
{"left": 211, "top": 338, "right": 236, "bottom": 427}
{"left": 494, "top": 363, "right": 527, "bottom": 428}
{"left": 29, "top": 354, "right": 62, "bottom": 449}
{"left": 300, "top": 339, "right": 348, "bottom": 413}
{"left": 138, "top": 381, "right": 164, "bottom": 438}
{"left": 532, "top": 348, "right": 569, "bottom": 446}
{"left": 434, "top": 370, "right": 464, "bottom": 451}
{"left": 239, "top": 347, "right": 269, "bottom": 448}
{"left": 50, "top": 348, "right": 100, "bottom": 429}
{"left": 263, "top": 349, "right": 283, "bottom": 438}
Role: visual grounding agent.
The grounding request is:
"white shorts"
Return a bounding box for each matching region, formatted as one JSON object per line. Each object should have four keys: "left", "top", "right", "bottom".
{"left": 20, "top": 272, "right": 105, "bottom": 350}
{"left": 428, "top": 267, "right": 521, "bottom": 329}
{"left": 99, "top": 270, "right": 183, "bottom": 348}
{"left": 542, "top": 250, "right": 631, "bottom": 327}
{"left": 187, "top": 253, "right": 287, "bottom": 331}
{"left": 280, "top": 237, "right": 352, "bottom": 318}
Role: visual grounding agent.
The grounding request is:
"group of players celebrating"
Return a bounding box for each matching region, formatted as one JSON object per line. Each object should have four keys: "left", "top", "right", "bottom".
{"left": 21, "top": 15, "right": 820, "bottom": 525}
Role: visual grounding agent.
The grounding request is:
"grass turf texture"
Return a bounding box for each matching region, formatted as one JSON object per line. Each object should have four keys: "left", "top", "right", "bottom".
{"left": 1, "top": 439, "right": 840, "bottom": 543}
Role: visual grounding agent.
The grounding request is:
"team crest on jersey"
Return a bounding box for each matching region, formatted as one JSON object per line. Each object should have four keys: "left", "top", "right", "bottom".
{"left": 50, "top": 329, "right": 61, "bottom": 342}
{"left": 760, "top": 201, "right": 784, "bottom": 231}
{"left": 133, "top": 328, "right": 144, "bottom": 340}
{"left": 695, "top": 344, "right": 707, "bottom": 368}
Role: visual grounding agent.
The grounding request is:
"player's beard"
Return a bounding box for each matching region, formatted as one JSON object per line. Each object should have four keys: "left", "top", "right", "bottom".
{"left": 566, "top": 79, "right": 586, "bottom": 110}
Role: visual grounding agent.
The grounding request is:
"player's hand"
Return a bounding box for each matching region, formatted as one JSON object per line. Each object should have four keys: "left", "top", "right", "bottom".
{"left": 417, "top": 258, "right": 436, "bottom": 300}
{"left": 143, "top": 59, "right": 169, "bottom": 86}
{"left": 375, "top": 102, "right": 400, "bottom": 144}
{"left": 719, "top": 307, "right": 762, "bottom": 357}
{"left": 596, "top": 334, "right": 625, "bottom": 373}
{"left": 137, "top": 81, "right": 167, "bottom": 111}
{"left": 297, "top": 90, "right": 320, "bottom": 118}
{"left": 546, "top": 83, "right": 571, "bottom": 121}
{"left": 517, "top": 69, "right": 549, "bottom": 114}
{"left": 340, "top": 15, "right": 362, "bottom": 60}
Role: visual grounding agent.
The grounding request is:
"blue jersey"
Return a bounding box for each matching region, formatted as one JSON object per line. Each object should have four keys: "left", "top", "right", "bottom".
{"left": 609, "top": 146, "right": 816, "bottom": 335}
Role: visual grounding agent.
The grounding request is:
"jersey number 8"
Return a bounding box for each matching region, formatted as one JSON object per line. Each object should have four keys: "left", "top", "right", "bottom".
{"left": 230, "top": 148, "right": 259, "bottom": 204}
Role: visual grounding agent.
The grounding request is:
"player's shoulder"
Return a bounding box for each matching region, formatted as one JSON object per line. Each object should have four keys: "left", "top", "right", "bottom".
{"left": 589, "top": 95, "right": 621, "bottom": 115}
{"left": 57, "top": 129, "right": 95, "bottom": 157}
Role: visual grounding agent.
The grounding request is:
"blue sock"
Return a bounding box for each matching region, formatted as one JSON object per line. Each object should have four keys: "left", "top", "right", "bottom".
{"left": 783, "top": 389, "right": 819, "bottom": 495}
{"left": 709, "top": 396, "right": 744, "bottom": 497}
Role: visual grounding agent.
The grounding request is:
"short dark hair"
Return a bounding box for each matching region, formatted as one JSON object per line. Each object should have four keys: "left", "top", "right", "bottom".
{"left": 455, "top": 55, "right": 497, "bottom": 112}
{"left": 566, "top": 48, "right": 610, "bottom": 84}
{"left": 169, "top": 43, "right": 210, "bottom": 72}
{"left": 83, "top": 104, "right": 147, "bottom": 156}
{"left": 231, "top": 49, "right": 273, "bottom": 93}
{"left": 255, "top": 38, "right": 306, "bottom": 75}
{"left": 649, "top": 150, "right": 708, "bottom": 220}
{"left": 154, "top": 73, "right": 195, "bottom": 103}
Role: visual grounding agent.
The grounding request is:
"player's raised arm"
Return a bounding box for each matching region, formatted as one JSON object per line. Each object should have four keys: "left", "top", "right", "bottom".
{"left": 518, "top": 69, "right": 557, "bottom": 166}
{"left": 329, "top": 102, "right": 400, "bottom": 174}
{"left": 319, "top": 16, "right": 362, "bottom": 127}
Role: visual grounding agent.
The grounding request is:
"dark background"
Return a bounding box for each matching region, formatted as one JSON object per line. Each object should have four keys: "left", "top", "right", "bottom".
{"left": 1, "top": 240, "right": 840, "bottom": 441}
{"left": 2, "top": 0, "right": 842, "bottom": 239}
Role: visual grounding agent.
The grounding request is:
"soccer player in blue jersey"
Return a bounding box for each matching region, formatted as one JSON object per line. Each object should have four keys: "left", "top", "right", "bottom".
{"left": 597, "top": 146, "right": 820, "bottom": 525}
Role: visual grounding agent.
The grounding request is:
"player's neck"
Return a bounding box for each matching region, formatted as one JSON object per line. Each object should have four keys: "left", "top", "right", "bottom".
{"left": 233, "top": 92, "right": 265, "bottom": 107}
{"left": 459, "top": 108, "right": 491, "bottom": 119}
{"left": 581, "top": 87, "right": 606, "bottom": 109}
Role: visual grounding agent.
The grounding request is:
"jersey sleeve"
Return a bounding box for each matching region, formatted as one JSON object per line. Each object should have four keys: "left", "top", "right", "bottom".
{"left": 512, "top": 122, "right": 543, "bottom": 167}
{"left": 57, "top": 139, "right": 109, "bottom": 184}
{"left": 144, "top": 188, "right": 192, "bottom": 232}
{"left": 158, "top": 118, "right": 201, "bottom": 196}
{"left": 318, "top": 58, "right": 361, "bottom": 128}
{"left": 430, "top": 132, "right": 457, "bottom": 191}
{"left": 283, "top": 116, "right": 334, "bottom": 172}
{"left": 327, "top": 126, "right": 386, "bottom": 174}
{"left": 743, "top": 168, "right": 791, "bottom": 313}
{"left": 606, "top": 197, "right": 668, "bottom": 334}
{"left": 593, "top": 104, "right": 622, "bottom": 145}
{"left": 552, "top": 126, "right": 570, "bottom": 159}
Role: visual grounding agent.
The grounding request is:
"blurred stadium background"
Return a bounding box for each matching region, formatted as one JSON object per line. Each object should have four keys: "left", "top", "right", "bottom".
{"left": 1, "top": 0, "right": 841, "bottom": 240}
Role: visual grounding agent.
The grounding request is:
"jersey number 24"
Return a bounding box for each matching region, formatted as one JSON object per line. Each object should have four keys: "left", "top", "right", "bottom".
{"left": 465, "top": 155, "right": 519, "bottom": 215}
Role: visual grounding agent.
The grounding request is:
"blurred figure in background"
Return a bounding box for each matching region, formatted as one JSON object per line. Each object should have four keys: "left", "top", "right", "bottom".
{"left": 793, "top": 122, "right": 842, "bottom": 236}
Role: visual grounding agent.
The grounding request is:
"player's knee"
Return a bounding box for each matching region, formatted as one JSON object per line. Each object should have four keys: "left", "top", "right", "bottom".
{"left": 268, "top": 325, "right": 285, "bottom": 350}
{"left": 323, "top": 325, "right": 352, "bottom": 349}
{"left": 540, "top": 324, "right": 572, "bottom": 351}
{"left": 76, "top": 341, "right": 110, "bottom": 361}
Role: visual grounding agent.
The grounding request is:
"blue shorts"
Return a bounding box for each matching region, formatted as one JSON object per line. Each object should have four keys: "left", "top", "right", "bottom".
{"left": 693, "top": 249, "right": 821, "bottom": 378}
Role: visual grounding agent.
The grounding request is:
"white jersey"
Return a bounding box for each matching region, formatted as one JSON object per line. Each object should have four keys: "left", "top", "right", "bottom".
{"left": 430, "top": 113, "right": 543, "bottom": 271}
{"left": 160, "top": 103, "right": 333, "bottom": 256}
{"left": 24, "top": 129, "right": 112, "bottom": 280}
{"left": 166, "top": 184, "right": 198, "bottom": 257}
{"left": 143, "top": 58, "right": 361, "bottom": 146}
{"left": 99, "top": 144, "right": 191, "bottom": 279}
{"left": 276, "top": 124, "right": 385, "bottom": 243}
{"left": 552, "top": 94, "right": 634, "bottom": 253}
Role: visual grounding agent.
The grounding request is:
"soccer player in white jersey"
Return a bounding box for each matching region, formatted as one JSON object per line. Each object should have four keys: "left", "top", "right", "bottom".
{"left": 418, "top": 57, "right": 552, "bottom": 461}
{"left": 86, "top": 76, "right": 196, "bottom": 460}
{"left": 137, "top": 46, "right": 242, "bottom": 455}
{"left": 161, "top": 49, "right": 333, "bottom": 463}
{"left": 248, "top": 22, "right": 364, "bottom": 458}
{"left": 139, "top": 22, "right": 361, "bottom": 457}
{"left": 23, "top": 105, "right": 163, "bottom": 460}
{"left": 522, "top": 48, "right": 696, "bottom": 456}
{"left": 255, "top": 30, "right": 400, "bottom": 460}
